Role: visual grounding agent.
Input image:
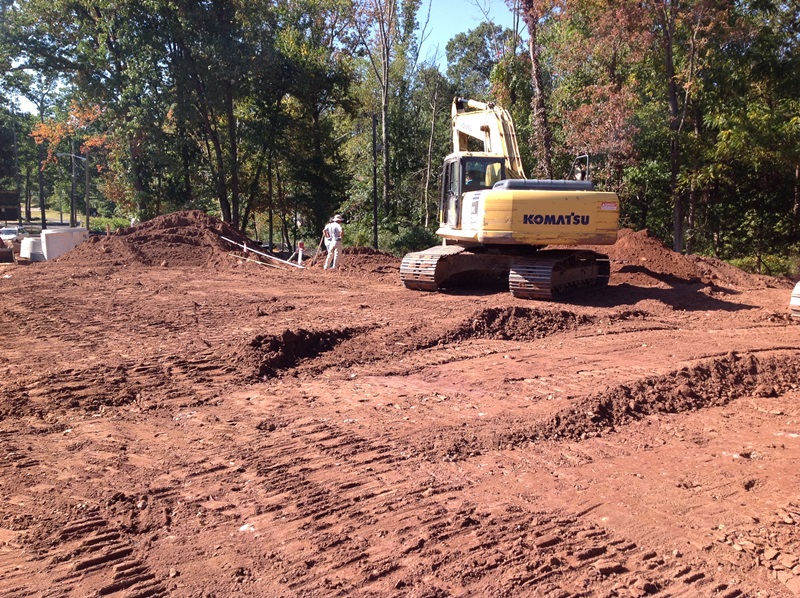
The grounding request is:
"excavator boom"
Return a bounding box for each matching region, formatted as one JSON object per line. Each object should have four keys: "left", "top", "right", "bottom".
{"left": 451, "top": 98, "right": 526, "bottom": 179}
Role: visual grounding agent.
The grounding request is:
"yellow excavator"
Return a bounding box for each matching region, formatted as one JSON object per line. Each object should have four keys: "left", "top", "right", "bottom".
{"left": 400, "top": 97, "right": 620, "bottom": 300}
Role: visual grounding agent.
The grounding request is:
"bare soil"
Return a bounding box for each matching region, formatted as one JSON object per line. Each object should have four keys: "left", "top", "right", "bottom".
{"left": 2, "top": 211, "right": 800, "bottom": 597}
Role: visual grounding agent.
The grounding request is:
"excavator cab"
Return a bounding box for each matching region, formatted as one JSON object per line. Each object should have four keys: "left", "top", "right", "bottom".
{"left": 440, "top": 155, "right": 505, "bottom": 229}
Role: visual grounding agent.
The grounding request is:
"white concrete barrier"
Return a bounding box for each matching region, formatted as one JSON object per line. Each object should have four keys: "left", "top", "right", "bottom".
{"left": 20, "top": 237, "right": 45, "bottom": 261}
{"left": 790, "top": 282, "right": 800, "bottom": 320}
{"left": 41, "top": 228, "right": 88, "bottom": 260}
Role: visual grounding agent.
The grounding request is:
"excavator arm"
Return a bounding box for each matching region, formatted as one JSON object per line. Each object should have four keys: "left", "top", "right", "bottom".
{"left": 451, "top": 97, "right": 526, "bottom": 179}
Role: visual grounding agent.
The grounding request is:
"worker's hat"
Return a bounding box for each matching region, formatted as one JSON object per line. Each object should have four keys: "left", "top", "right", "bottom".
{"left": 332, "top": 214, "right": 343, "bottom": 222}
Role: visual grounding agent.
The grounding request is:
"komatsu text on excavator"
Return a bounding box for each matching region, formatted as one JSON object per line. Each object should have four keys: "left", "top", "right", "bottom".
{"left": 400, "top": 97, "right": 619, "bottom": 300}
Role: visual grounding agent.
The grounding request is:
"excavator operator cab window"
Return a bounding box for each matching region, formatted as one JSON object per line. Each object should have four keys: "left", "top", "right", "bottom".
{"left": 440, "top": 159, "right": 461, "bottom": 228}
{"left": 463, "top": 161, "right": 486, "bottom": 190}
{"left": 462, "top": 158, "right": 505, "bottom": 191}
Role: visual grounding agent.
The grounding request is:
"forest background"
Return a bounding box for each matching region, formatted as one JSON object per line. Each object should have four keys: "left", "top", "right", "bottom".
{"left": 0, "top": 0, "right": 798, "bottom": 274}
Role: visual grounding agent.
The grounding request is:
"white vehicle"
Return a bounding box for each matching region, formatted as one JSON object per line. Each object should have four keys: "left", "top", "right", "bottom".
{"left": 790, "top": 282, "right": 800, "bottom": 320}
{"left": 0, "top": 226, "right": 27, "bottom": 242}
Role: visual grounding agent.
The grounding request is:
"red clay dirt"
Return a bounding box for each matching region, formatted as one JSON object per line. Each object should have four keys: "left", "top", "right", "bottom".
{"left": 2, "top": 211, "right": 800, "bottom": 597}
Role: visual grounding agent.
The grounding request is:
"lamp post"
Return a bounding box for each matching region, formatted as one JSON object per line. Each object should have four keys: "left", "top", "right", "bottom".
{"left": 372, "top": 113, "right": 378, "bottom": 249}
{"left": 56, "top": 150, "right": 89, "bottom": 229}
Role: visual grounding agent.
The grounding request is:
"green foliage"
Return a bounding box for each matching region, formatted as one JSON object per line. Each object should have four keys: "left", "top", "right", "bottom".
{"left": 0, "top": 110, "right": 16, "bottom": 182}
{"left": 729, "top": 251, "right": 800, "bottom": 278}
{"left": 383, "top": 222, "right": 438, "bottom": 256}
{"left": 88, "top": 216, "right": 130, "bottom": 234}
{"left": 447, "top": 22, "right": 510, "bottom": 99}
{"left": 344, "top": 216, "right": 437, "bottom": 256}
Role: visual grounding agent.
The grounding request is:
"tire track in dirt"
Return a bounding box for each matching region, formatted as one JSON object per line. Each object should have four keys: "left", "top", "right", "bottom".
{"left": 0, "top": 444, "right": 169, "bottom": 597}
{"left": 0, "top": 385, "right": 764, "bottom": 597}
{"left": 0, "top": 349, "right": 237, "bottom": 419}
{"left": 229, "top": 306, "right": 617, "bottom": 381}
{"left": 2, "top": 218, "right": 797, "bottom": 597}
{"left": 135, "top": 398, "right": 755, "bottom": 597}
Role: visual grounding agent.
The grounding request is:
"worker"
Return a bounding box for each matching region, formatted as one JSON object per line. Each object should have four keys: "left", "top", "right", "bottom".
{"left": 323, "top": 214, "right": 344, "bottom": 270}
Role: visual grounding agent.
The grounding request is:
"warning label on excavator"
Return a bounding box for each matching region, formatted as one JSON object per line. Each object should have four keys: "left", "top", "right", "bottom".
{"left": 601, "top": 202, "right": 618, "bottom": 211}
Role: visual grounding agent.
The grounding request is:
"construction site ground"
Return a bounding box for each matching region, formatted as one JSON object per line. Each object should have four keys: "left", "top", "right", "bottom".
{"left": 2, "top": 211, "right": 800, "bottom": 598}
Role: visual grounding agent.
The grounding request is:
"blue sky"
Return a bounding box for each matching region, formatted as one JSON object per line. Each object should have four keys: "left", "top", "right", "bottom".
{"left": 418, "top": 0, "right": 519, "bottom": 67}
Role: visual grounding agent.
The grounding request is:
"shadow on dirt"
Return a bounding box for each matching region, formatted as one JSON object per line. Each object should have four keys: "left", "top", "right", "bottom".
{"left": 617, "top": 264, "right": 701, "bottom": 285}
{"left": 564, "top": 282, "right": 759, "bottom": 312}
{"left": 421, "top": 273, "right": 759, "bottom": 313}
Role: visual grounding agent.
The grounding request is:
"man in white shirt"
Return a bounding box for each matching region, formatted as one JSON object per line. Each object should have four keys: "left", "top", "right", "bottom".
{"left": 323, "top": 214, "right": 344, "bottom": 270}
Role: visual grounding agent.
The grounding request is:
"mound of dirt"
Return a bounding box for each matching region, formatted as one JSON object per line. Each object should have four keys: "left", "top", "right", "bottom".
{"left": 425, "top": 351, "right": 800, "bottom": 460}
{"left": 443, "top": 306, "right": 593, "bottom": 343}
{"left": 53, "top": 214, "right": 782, "bottom": 292}
{"left": 343, "top": 246, "right": 395, "bottom": 256}
{"left": 57, "top": 210, "right": 250, "bottom": 268}
{"left": 584, "top": 228, "right": 786, "bottom": 289}
{"left": 233, "top": 326, "right": 370, "bottom": 380}
{"left": 304, "top": 246, "right": 400, "bottom": 277}
{"left": 324, "top": 228, "right": 780, "bottom": 291}
{"left": 690, "top": 254, "right": 790, "bottom": 289}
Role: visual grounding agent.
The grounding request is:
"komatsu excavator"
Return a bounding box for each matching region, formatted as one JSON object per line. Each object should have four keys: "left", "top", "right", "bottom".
{"left": 399, "top": 97, "right": 619, "bottom": 300}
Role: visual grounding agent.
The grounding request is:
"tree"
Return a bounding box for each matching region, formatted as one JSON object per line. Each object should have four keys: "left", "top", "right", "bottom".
{"left": 516, "top": 0, "right": 556, "bottom": 178}
{"left": 446, "top": 22, "right": 509, "bottom": 98}
{"left": 541, "top": 1, "right": 653, "bottom": 190}
{"left": 354, "top": 0, "right": 400, "bottom": 217}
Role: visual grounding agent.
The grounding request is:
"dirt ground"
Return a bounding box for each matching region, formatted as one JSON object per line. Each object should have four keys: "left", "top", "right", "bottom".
{"left": 2, "top": 210, "right": 800, "bottom": 597}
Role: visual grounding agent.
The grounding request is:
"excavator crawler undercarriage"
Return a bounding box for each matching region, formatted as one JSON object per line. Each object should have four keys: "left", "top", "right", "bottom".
{"left": 400, "top": 246, "right": 610, "bottom": 300}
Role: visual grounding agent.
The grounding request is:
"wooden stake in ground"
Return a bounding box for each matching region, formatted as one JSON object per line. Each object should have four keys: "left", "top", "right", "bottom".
{"left": 309, "top": 234, "right": 326, "bottom": 266}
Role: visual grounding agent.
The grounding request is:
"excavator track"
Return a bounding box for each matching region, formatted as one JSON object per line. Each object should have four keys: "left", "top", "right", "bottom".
{"left": 401, "top": 246, "right": 609, "bottom": 301}
{"left": 509, "top": 250, "right": 609, "bottom": 300}
{"left": 400, "top": 245, "right": 467, "bottom": 291}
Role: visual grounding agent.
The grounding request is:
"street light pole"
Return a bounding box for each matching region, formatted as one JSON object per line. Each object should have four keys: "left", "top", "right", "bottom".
{"left": 372, "top": 113, "right": 378, "bottom": 250}
{"left": 84, "top": 150, "right": 90, "bottom": 230}
{"left": 70, "top": 140, "right": 76, "bottom": 227}
{"left": 56, "top": 151, "right": 89, "bottom": 228}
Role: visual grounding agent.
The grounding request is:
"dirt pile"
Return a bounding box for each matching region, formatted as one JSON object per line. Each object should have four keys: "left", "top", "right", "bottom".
{"left": 234, "top": 326, "right": 372, "bottom": 380}
{"left": 421, "top": 351, "right": 800, "bottom": 461}
{"left": 51, "top": 215, "right": 782, "bottom": 293}
{"left": 312, "top": 246, "right": 400, "bottom": 277}
{"left": 444, "top": 306, "right": 594, "bottom": 342}
{"left": 57, "top": 210, "right": 250, "bottom": 268}
{"left": 593, "top": 228, "right": 789, "bottom": 289}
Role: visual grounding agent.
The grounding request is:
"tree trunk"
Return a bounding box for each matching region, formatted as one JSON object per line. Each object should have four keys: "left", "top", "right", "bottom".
{"left": 37, "top": 143, "right": 46, "bottom": 229}
{"left": 225, "top": 79, "right": 240, "bottom": 229}
{"left": 267, "top": 153, "right": 274, "bottom": 252}
{"left": 794, "top": 164, "right": 799, "bottom": 239}
{"left": 242, "top": 150, "right": 265, "bottom": 234}
{"left": 177, "top": 36, "right": 231, "bottom": 222}
{"left": 25, "top": 167, "right": 32, "bottom": 222}
{"left": 519, "top": 0, "right": 553, "bottom": 179}
{"left": 381, "top": 43, "right": 391, "bottom": 217}
{"left": 658, "top": 1, "right": 683, "bottom": 253}
{"left": 686, "top": 187, "right": 696, "bottom": 254}
{"left": 355, "top": 0, "right": 396, "bottom": 219}
{"left": 424, "top": 80, "right": 440, "bottom": 228}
